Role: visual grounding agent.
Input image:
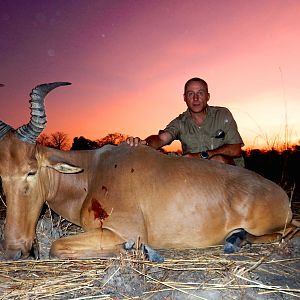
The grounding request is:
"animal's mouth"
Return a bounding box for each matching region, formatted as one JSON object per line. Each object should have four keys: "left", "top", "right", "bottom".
{"left": 1, "top": 238, "right": 39, "bottom": 260}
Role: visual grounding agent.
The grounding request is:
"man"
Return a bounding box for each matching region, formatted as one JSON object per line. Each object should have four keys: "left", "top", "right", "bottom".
{"left": 127, "top": 77, "right": 244, "bottom": 166}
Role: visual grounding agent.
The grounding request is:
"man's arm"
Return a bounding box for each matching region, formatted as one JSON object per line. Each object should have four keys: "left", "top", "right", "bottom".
{"left": 145, "top": 132, "right": 173, "bottom": 149}
{"left": 127, "top": 131, "right": 173, "bottom": 148}
{"left": 185, "top": 143, "right": 242, "bottom": 163}
{"left": 207, "top": 143, "right": 242, "bottom": 159}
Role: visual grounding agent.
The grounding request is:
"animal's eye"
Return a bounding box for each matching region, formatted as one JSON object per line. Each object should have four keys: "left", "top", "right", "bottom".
{"left": 27, "top": 171, "right": 37, "bottom": 177}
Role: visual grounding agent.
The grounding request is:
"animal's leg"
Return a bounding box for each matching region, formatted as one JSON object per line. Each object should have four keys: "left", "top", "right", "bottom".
{"left": 142, "top": 244, "right": 164, "bottom": 262}
{"left": 224, "top": 228, "right": 249, "bottom": 253}
{"left": 122, "top": 240, "right": 164, "bottom": 262}
{"left": 123, "top": 239, "right": 135, "bottom": 250}
{"left": 50, "top": 229, "right": 125, "bottom": 259}
{"left": 246, "top": 226, "right": 300, "bottom": 244}
{"left": 246, "top": 233, "right": 283, "bottom": 244}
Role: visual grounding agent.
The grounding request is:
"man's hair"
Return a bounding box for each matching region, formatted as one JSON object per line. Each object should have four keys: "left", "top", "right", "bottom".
{"left": 184, "top": 77, "right": 208, "bottom": 93}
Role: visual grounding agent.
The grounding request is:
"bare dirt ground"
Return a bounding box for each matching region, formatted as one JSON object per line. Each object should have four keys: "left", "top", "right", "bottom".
{"left": 0, "top": 197, "right": 299, "bottom": 299}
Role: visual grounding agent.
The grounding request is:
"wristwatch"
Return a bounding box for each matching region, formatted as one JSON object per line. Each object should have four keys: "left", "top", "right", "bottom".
{"left": 200, "top": 151, "right": 209, "bottom": 159}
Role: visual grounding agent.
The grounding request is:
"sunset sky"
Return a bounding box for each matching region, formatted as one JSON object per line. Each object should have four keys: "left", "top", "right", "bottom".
{"left": 1, "top": 0, "right": 299, "bottom": 150}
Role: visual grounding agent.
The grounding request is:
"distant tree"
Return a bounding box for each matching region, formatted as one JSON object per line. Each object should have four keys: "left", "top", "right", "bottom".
{"left": 71, "top": 136, "right": 100, "bottom": 150}
{"left": 36, "top": 133, "right": 52, "bottom": 147}
{"left": 97, "top": 133, "right": 128, "bottom": 147}
{"left": 244, "top": 149, "right": 283, "bottom": 183}
{"left": 48, "top": 131, "right": 70, "bottom": 150}
{"left": 292, "top": 144, "right": 300, "bottom": 151}
{"left": 36, "top": 132, "right": 70, "bottom": 150}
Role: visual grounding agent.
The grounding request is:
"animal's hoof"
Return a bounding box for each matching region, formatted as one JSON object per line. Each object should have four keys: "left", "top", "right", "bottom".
{"left": 224, "top": 228, "right": 248, "bottom": 253}
{"left": 123, "top": 240, "right": 135, "bottom": 250}
{"left": 142, "top": 244, "right": 164, "bottom": 263}
{"left": 224, "top": 241, "right": 240, "bottom": 254}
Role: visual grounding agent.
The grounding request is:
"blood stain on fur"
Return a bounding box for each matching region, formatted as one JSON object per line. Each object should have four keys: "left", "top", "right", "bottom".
{"left": 89, "top": 198, "right": 109, "bottom": 227}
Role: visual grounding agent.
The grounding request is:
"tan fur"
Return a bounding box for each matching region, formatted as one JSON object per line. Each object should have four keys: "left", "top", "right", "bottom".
{"left": 0, "top": 133, "right": 296, "bottom": 259}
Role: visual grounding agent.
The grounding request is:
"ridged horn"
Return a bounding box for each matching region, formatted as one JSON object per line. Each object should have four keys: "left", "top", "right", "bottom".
{"left": 0, "top": 122, "right": 12, "bottom": 140}
{"left": 15, "top": 82, "right": 71, "bottom": 144}
{"left": 0, "top": 83, "right": 12, "bottom": 140}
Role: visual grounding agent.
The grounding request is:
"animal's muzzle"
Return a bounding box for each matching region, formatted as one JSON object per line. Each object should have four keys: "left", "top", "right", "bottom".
{"left": 1, "top": 239, "right": 39, "bottom": 260}
{"left": 4, "top": 248, "right": 22, "bottom": 260}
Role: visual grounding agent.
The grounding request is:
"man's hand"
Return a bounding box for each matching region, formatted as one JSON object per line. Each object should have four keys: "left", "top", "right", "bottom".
{"left": 127, "top": 132, "right": 173, "bottom": 149}
{"left": 126, "top": 136, "right": 147, "bottom": 147}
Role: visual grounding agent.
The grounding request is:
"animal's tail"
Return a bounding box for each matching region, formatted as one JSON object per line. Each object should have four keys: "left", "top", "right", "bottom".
{"left": 288, "top": 219, "right": 300, "bottom": 239}
{"left": 291, "top": 219, "right": 300, "bottom": 227}
{"left": 280, "top": 219, "right": 300, "bottom": 240}
{"left": 246, "top": 218, "right": 300, "bottom": 244}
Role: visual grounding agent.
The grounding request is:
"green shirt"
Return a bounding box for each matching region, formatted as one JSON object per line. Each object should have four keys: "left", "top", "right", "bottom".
{"left": 163, "top": 106, "right": 245, "bottom": 166}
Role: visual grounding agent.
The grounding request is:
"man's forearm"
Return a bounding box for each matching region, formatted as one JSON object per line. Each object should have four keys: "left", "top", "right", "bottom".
{"left": 208, "top": 144, "right": 242, "bottom": 158}
{"left": 145, "top": 135, "right": 165, "bottom": 149}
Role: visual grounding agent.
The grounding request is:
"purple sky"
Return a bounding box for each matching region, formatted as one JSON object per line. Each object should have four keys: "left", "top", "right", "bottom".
{"left": 1, "top": 0, "right": 300, "bottom": 149}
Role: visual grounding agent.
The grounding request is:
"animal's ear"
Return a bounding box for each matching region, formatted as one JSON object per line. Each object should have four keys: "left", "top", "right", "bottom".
{"left": 45, "top": 154, "right": 84, "bottom": 173}
{"left": 47, "top": 163, "right": 83, "bottom": 174}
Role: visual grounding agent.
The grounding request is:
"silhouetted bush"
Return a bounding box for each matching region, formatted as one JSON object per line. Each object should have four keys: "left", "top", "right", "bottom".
{"left": 71, "top": 136, "right": 100, "bottom": 150}
{"left": 244, "top": 149, "right": 283, "bottom": 184}
{"left": 244, "top": 147, "right": 300, "bottom": 201}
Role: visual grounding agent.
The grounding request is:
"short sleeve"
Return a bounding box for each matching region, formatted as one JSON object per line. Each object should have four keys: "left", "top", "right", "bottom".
{"left": 223, "top": 109, "right": 244, "bottom": 146}
{"left": 163, "top": 117, "right": 181, "bottom": 140}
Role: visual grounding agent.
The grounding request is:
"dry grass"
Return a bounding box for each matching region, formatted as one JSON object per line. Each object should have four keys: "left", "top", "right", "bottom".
{"left": 0, "top": 243, "right": 299, "bottom": 299}
{"left": 0, "top": 196, "right": 299, "bottom": 299}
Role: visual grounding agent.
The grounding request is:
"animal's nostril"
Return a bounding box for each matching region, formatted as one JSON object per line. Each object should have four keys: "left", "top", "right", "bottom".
{"left": 3, "top": 239, "right": 36, "bottom": 260}
{"left": 5, "top": 249, "right": 22, "bottom": 260}
{"left": 0, "top": 240, "right": 5, "bottom": 252}
{"left": 0, "top": 176, "right": 6, "bottom": 208}
{"left": 14, "top": 250, "right": 22, "bottom": 260}
{"left": 29, "top": 239, "right": 40, "bottom": 259}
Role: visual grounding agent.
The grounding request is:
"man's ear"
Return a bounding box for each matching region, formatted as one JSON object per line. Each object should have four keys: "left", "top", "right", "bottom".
{"left": 207, "top": 93, "right": 210, "bottom": 102}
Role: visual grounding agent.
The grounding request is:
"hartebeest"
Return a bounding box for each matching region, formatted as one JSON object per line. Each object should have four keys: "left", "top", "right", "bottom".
{"left": 0, "top": 82, "right": 297, "bottom": 261}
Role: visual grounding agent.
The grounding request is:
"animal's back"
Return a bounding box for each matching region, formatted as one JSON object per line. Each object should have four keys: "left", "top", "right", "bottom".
{"left": 98, "top": 144, "right": 292, "bottom": 248}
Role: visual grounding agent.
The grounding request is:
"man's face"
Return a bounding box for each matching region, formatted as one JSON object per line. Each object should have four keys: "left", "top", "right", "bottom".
{"left": 184, "top": 81, "right": 210, "bottom": 113}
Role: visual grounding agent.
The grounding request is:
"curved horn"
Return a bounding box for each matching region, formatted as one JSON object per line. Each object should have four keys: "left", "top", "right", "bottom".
{"left": 16, "top": 82, "right": 71, "bottom": 144}
{"left": 0, "top": 122, "right": 12, "bottom": 140}
{"left": 0, "top": 84, "right": 12, "bottom": 140}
